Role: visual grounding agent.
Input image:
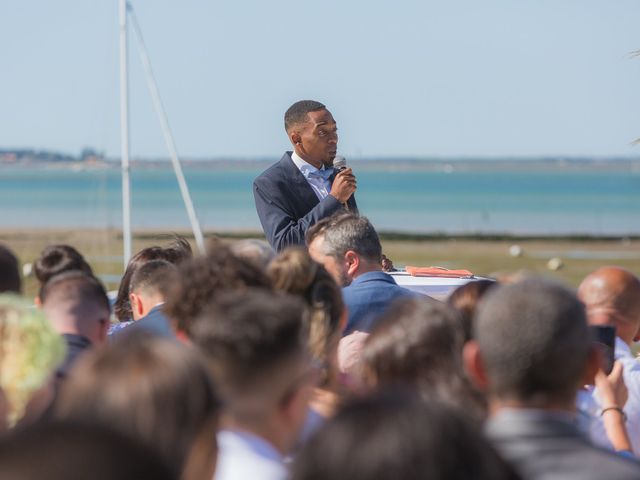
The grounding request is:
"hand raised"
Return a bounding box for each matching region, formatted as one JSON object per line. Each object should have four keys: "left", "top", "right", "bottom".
{"left": 596, "top": 361, "right": 628, "bottom": 409}
{"left": 330, "top": 168, "right": 357, "bottom": 204}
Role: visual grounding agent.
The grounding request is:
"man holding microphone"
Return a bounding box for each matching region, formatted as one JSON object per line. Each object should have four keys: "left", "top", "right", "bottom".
{"left": 253, "top": 100, "right": 357, "bottom": 252}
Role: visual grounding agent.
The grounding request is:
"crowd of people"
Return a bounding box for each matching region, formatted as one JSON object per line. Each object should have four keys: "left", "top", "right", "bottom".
{"left": 0, "top": 213, "right": 640, "bottom": 480}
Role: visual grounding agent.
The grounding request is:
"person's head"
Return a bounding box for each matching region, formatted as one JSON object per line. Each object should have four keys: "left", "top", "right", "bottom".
{"left": 164, "top": 246, "right": 271, "bottom": 336}
{"left": 465, "top": 278, "right": 595, "bottom": 411}
{"left": 363, "top": 297, "right": 486, "bottom": 422}
{"left": 55, "top": 331, "right": 220, "bottom": 480}
{"left": 229, "top": 238, "right": 275, "bottom": 271}
{"left": 40, "top": 271, "right": 111, "bottom": 345}
{"left": 191, "top": 289, "right": 314, "bottom": 454}
{"left": 115, "top": 239, "right": 193, "bottom": 322}
{"left": 0, "top": 294, "right": 65, "bottom": 428}
{"left": 447, "top": 279, "right": 498, "bottom": 342}
{"left": 268, "top": 248, "right": 346, "bottom": 387}
{"left": 306, "top": 213, "right": 382, "bottom": 287}
{"left": 285, "top": 100, "right": 337, "bottom": 169}
{"left": 33, "top": 244, "right": 93, "bottom": 288}
{"left": 128, "top": 259, "right": 175, "bottom": 320}
{"left": 578, "top": 266, "right": 640, "bottom": 345}
{"left": 291, "top": 391, "right": 519, "bottom": 480}
{"left": 0, "top": 244, "right": 21, "bottom": 294}
{"left": 0, "top": 421, "right": 174, "bottom": 480}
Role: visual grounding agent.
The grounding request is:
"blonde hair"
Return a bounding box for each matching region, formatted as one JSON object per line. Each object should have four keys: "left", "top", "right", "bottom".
{"left": 0, "top": 294, "right": 65, "bottom": 426}
{"left": 268, "top": 248, "right": 344, "bottom": 385}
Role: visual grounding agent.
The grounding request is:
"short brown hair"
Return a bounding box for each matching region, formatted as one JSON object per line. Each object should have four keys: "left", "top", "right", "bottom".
{"left": 55, "top": 331, "right": 220, "bottom": 477}
{"left": 475, "top": 278, "right": 590, "bottom": 403}
{"left": 363, "top": 297, "right": 486, "bottom": 422}
{"left": 40, "top": 271, "right": 109, "bottom": 313}
{"left": 191, "top": 289, "right": 309, "bottom": 416}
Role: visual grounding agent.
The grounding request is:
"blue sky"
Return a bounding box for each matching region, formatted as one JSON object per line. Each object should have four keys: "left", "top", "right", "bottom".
{"left": 1, "top": 1, "right": 639, "bottom": 158}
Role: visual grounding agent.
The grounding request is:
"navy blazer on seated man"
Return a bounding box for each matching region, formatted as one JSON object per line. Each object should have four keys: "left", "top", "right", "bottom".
{"left": 112, "top": 305, "right": 174, "bottom": 339}
{"left": 253, "top": 151, "right": 357, "bottom": 252}
{"left": 342, "top": 271, "right": 414, "bottom": 335}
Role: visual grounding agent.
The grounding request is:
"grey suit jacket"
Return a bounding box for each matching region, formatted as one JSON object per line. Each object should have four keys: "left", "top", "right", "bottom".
{"left": 486, "top": 410, "right": 640, "bottom": 480}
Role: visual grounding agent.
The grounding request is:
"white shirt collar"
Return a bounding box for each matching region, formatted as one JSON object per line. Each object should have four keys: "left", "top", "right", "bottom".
{"left": 291, "top": 151, "right": 325, "bottom": 177}
{"left": 615, "top": 336, "right": 633, "bottom": 359}
{"left": 218, "top": 429, "right": 283, "bottom": 463}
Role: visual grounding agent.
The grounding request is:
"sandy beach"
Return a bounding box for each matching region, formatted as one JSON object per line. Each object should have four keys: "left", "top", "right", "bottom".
{"left": 2, "top": 228, "right": 638, "bottom": 298}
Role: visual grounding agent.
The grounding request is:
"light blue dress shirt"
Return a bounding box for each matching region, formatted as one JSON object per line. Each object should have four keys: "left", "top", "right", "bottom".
{"left": 291, "top": 151, "right": 333, "bottom": 201}
{"left": 591, "top": 336, "right": 640, "bottom": 456}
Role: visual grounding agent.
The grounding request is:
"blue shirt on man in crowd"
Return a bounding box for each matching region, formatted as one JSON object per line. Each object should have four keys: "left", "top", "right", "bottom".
{"left": 342, "top": 271, "right": 415, "bottom": 335}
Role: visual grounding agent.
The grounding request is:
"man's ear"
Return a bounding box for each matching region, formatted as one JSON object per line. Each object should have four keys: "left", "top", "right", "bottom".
{"left": 290, "top": 131, "right": 301, "bottom": 146}
{"left": 129, "top": 292, "right": 144, "bottom": 318}
{"left": 344, "top": 251, "right": 359, "bottom": 278}
{"left": 463, "top": 340, "right": 489, "bottom": 391}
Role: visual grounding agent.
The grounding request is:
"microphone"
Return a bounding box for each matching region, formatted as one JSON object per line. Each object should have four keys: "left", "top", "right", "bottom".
{"left": 333, "top": 155, "right": 347, "bottom": 172}
{"left": 332, "top": 155, "right": 350, "bottom": 211}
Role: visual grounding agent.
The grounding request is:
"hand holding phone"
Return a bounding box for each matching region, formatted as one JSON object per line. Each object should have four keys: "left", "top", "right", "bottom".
{"left": 590, "top": 325, "right": 616, "bottom": 375}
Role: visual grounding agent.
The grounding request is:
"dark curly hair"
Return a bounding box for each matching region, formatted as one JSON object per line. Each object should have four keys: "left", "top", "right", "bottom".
{"left": 164, "top": 245, "right": 271, "bottom": 335}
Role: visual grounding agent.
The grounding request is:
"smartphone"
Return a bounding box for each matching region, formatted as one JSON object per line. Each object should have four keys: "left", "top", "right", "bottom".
{"left": 590, "top": 325, "right": 616, "bottom": 375}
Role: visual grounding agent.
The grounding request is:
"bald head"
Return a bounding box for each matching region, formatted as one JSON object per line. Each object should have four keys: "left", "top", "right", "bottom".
{"left": 578, "top": 267, "right": 640, "bottom": 344}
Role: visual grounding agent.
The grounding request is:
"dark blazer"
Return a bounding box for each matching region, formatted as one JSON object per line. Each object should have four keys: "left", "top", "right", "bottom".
{"left": 113, "top": 305, "right": 174, "bottom": 339}
{"left": 56, "top": 334, "right": 92, "bottom": 380}
{"left": 341, "top": 271, "right": 415, "bottom": 335}
{"left": 253, "top": 152, "right": 357, "bottom": 251}
{"left": 486, "top": 410, "right": 640, "bottom": 480}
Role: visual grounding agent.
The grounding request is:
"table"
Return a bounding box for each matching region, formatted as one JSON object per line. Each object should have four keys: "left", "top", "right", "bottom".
{"left": 389, "top": 271, "right": 490, "bottom": 301}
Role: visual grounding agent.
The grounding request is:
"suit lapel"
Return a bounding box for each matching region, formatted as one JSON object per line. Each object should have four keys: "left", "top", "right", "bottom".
{"left": 280, "top": 152, "right": 358, "bottom": 215}
{"left": 280, "top": 152, "right": 320, "bottom": 214}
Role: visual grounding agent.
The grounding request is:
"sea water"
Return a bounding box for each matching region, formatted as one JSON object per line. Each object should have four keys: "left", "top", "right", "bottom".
{"left": 1, "top": 162, "right": 639, "bottom": 235}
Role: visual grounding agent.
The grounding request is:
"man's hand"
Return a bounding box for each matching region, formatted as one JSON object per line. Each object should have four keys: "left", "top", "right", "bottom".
{"left": 596, "top": 361, "right": 628, "bottom": 409}
{"left": 330, "top": 168, "right": 357, "bottom": 204}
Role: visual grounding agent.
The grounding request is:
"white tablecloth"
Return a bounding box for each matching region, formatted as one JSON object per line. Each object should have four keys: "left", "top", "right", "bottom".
{"left": 389, "top": 271, "right": 489, "bottom": 301}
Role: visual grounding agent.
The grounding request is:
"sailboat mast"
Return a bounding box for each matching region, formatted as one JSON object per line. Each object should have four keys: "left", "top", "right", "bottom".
{"left": 128, "top": 7, "right": 206, "bottom": 254}
{"left": 119, "top": 0, "right": 132, "bottom": 267}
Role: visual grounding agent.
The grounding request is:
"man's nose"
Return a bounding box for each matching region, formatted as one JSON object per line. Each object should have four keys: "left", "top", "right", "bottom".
{"left": 328, "top": 132, "right": 338, "bottom": 144}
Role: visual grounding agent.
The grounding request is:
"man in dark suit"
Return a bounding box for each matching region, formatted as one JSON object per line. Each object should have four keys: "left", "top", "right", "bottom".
{"left": 464, "top": 278, "right": 640, "bottom": 479}
{"left": 306, "top": 213, "right": 414, "bottom": 334}
{"left": 40, "top": 271, "right": 110, "bottom": 380}
{"left": 253, "top": 100, "right": 357, "bottom": 252}
{"left": 114, "top": 259, "right": 174, "bottom": 338}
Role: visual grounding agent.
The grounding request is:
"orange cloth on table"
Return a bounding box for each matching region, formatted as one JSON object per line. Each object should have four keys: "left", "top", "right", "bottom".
{"left": 405, "top": 266, "right": 473, "bottom": 277}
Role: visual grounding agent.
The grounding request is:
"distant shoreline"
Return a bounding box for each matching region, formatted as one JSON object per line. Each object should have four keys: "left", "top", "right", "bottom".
{"left": 1, "top": 227, "right": 638, "bottom": 243}
{"left": 5, "top": 227, "right": 638, "bottom": 296}
{"left": 2, "top": 154, "right": 640, "bottom": 173}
